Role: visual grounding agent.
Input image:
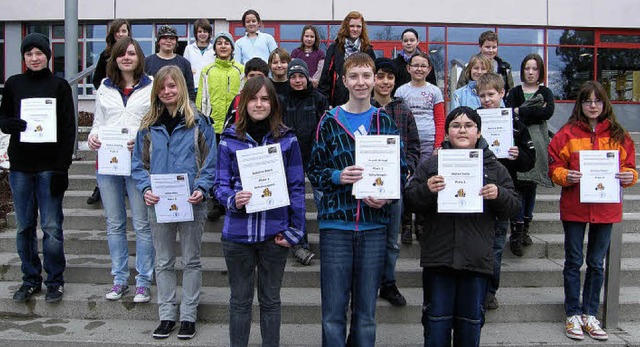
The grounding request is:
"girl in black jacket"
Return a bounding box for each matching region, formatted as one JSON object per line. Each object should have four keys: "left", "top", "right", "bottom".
{"left": 405, "top": 106, "right": 520, "bottom": 347}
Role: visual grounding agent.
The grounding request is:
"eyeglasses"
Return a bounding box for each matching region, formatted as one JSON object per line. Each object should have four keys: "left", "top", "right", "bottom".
{"left": 410, "top": 64, "right": 430, "bottom": 69}
{"left": 582, "top": 99, "right": 603, "bottom": 106}
{"left": 449, "top": 123, "right": 477, "bottom": 131}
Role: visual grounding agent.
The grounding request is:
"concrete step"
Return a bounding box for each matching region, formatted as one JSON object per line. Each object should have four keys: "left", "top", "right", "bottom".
{"left": 9, "top": 252, "right": 638, "bottom": 288}
{"left": 533, "top": 194, "right": 640, "bottom": 213}
{"left": 8, "top": 209, "right": 640, "bottom": 234}
{"left": 0, "top": 317, "right": 638, "bottom": 347}
{"left": 0, "top": 282, "right": 639, "bottom": 324}
{"left": 68, "top": 161, "right": 96, "bottom": 176}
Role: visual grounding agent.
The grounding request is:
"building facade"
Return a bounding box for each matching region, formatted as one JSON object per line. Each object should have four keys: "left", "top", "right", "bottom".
{"left": 1, "top": 0, "right": 639, "bottom": 130}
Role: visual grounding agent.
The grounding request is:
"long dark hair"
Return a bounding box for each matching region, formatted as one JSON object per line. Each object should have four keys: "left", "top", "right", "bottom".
{"left": 235, "top": 76, "right": 285, "bottom": 140}
{"left": 298, "top": 25, "right": 320, "bottom": 51}
{"left": 105, "top": 19, "right": 131, "bottom": 56}
{"left": 106, "top": 37, "right": 145, "bottom": 89}
{"left": 569, "top": 81, "right": 627, "bottom": 145}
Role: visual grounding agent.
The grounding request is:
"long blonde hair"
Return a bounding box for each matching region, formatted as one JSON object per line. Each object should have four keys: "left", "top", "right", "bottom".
{"left": 140, "top": 66, "right": 195, "bottom": 129}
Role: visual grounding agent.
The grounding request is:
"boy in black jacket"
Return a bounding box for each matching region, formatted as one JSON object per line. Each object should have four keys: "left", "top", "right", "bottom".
{"left": 477, "top": 73, "right": 535, "bottom": 310}
{"left": 0, "top": 33, "right": 76, "bottom": 304}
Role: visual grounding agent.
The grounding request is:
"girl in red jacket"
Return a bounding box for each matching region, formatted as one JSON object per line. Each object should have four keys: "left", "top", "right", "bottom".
{"left": 548, "top": 81, "right": 637, "bottom": 341}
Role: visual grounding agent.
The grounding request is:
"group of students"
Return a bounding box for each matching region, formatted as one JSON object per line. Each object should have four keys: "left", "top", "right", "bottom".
{"left": 0, "top": 8, "right": 638, "bottom": 347}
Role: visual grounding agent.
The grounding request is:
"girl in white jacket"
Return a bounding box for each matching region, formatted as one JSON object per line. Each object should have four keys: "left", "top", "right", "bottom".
{"left": 183, "top": 18, "right": 215, "bottom": 93}
{"left": 88, "top": 37, "right": 155, "bottom": 304}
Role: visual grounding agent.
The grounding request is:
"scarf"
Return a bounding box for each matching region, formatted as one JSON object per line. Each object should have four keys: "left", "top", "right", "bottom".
{"left": 344, "top": 38, "right": 361, "bottom": 58}
{"left": 246, "top": 118, "right": 270, "bottom": 145}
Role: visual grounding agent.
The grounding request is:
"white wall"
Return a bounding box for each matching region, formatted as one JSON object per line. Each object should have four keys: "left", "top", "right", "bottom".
{"left": 1, "top": 0, "right": 639, "bottom": 28}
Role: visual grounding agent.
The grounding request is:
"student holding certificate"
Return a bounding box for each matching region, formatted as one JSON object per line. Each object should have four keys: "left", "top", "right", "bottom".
{"left": 0, "top": 33, "right": 75, "bottom": 304}
{"left": 214, "top": 76, "right": 305, "bottom": 347}
{"left": 131, "top": 66, "right": 216, "bottom": 340}
{"left": 87, "top": 38, "right": 155, "bottom": 304}
{"left": 548, "top": 81, "right": 637, "bottom": 341}
{"left": 405, "top": 106, "right": 520, "bottom": 346}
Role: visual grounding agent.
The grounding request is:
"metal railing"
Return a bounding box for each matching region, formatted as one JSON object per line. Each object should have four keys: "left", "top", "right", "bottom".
{"left": 66, "top": 63, "right": 96, "bottom": 158}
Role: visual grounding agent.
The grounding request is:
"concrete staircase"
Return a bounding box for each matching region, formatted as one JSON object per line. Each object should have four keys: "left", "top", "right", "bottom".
{"left": 1, "top": 129, "right": 640, "bottom": 346}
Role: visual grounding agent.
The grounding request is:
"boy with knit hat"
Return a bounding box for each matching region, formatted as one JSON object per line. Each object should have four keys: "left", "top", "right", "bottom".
{"left": 282, "top": 58, "right": 329, "bottom": 265}
{"left": 145, "top": 25, "right": 195, "bottom": 100}
{"left": 0, "top": 33, "right": 75, "bottom": 303}
{"left": 371, "top": 57, "right": 420, "bottom": 306}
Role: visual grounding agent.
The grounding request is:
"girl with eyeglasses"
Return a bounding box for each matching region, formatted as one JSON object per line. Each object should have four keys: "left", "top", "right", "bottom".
{"left": 548, "top": 81, "right": 637, "bottom": 341}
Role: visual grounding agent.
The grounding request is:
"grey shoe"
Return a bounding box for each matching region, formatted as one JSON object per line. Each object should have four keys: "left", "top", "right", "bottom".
{"left": 293, "top": 245, "right": 315, "bottom": 265}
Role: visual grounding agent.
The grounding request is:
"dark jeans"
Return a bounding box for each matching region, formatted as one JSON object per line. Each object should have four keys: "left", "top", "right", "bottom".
{"left": 563, "top": 221, "right": 612, "bottom": 316}
{"left": 320, "top": 227, "right": 386, "bottom": 347}
{"left": 515, "top": 184, "right": 537, "bottom": 223}
{"left": 488, "top": 220, "right": 508, "bottom": 295}
{"left": 223, "top": 238, "right": 289, "bottom": 347}
{"left": 422, "top": 268, "right": 488, "bottom": 347}
{"left": 9, "top": 171, "right": 66, "bottom": 287}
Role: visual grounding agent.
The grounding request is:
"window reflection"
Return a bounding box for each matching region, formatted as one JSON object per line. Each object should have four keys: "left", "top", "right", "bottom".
{"left": 548, "top": 47, "right": 593, "bottom": 100}
{"left": 597, "top": 48, "right": 640, "bottom": 101}
{"left": 368, "top": 25, "right": 426, "bottom": 42}
{"left": 447, "top": 27, "right": 493, "bottom": 43}
{"left": 429, "top": 27, "right": 445, "bottom": 42}
{"left": 600, "top": 34, "right": 640, "bottom": 44}
{"left": 85, "top": 24, "right": 107, "bottom": 39}
{"left": 548, "top": 29, "right": 594, "bottom": 45}
{"left": 498, "top": 28, "right": 544, "bottom": 44}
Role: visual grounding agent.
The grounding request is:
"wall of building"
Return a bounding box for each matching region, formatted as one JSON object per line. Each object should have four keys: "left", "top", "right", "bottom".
{"left": 1, "top": 0, "right": 640, "bottom": 28}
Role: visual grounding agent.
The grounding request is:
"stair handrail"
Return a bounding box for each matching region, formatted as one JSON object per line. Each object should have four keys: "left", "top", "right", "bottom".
{"left": 66, "top": 63, "right": 97, "bottom": 159}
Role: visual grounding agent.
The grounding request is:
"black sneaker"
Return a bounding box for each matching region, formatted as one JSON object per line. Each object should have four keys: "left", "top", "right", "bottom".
{"left": 484, "top": 293, "right": 499, "bottom": 310}
{"left": 293, "top": 245, "right": 315, "bottom": 265}
{"left": 379, "top": 284, "right": 407, "bottom": 307}
{"left": 152, "top": 320, "right": 176, "bottom": 339}
{"left": 86, "top": 186, "right": 101, "bottom": 205}
{"left": 401, "top": 227, "right": 413, "bottom": 245}
{"left": 45, "top": 285, "right": 64, "bottom": 303}
{"left": 177, "top": 321, "right": 196, "bottom": 340}
{"left": 13, "top": 284, "right": 41, "bottom": 303}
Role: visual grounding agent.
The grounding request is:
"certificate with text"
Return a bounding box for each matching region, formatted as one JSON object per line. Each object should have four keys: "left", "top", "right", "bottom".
{"left": 477, "top": 108, "right": 513, "bottom": 159}
{"left": 579, "top": 150, "right": 620, "bottom": 203}
{"left": 20, "top": 98, "right": 57, "bottom": 143}
{"left": 437, "top": 149, "right": 484, "bottom": 213}
{"left": 150, "top": 173, "right": 194, "bottom": 223}
{"left": 353, "top": 135, "right": 401, "bottom": 199}
{"left": 98, "top": 126, "right": 132, "bottom": 176}
{"left": 237, "top": 143, "right": 290, "bottom": 213}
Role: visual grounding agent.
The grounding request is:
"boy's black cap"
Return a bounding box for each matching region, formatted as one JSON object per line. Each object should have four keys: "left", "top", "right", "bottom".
{"left": 287, "top": 58, "right": 310, "bottom": 80}
{"left": 21, "top": 33, "right": 51, "bottom": 60}
{"left": 375, "top": 57, "right": 398, "bottom": 78}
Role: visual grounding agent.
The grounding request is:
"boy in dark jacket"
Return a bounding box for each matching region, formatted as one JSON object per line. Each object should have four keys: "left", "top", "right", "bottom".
{"left": 405, "top": 106, "right": 520, "bottom": 346}
{"left": 371, "top": 57, "right": 420, "bottom": 306}
{"left": 282, "top": 58, "right": 329, "bottom": 265}
{"left": 0, "top": 33, "right": 76, "bottom": 304}
{"left": 477, "top": 72, "right": 535, "bottom": 309}
{"left": 457, "top": 30, "right": 514, "bottom": 93}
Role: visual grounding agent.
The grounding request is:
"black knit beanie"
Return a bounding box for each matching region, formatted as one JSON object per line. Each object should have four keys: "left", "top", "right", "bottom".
{"left": 21, "top": 33, "right": 51, "bottom": 60}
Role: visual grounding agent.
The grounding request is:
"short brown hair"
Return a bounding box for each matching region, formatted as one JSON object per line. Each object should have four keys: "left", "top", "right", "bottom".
{"left": 476, "top": 72, "right": 504, "bottom": 93}
{"left": 235, "top": 76, "right": 285, "bottom": 140}
{"left": 343, "top": 52, "right": 375, "bottom": 75}
{"left": 464, "top": 54, "right": 493, "bottom": 81}
{"left": 519, "top": 53, "right": 545, "bottom": 84}
{"left": 268, "top": 47, "right": 291, "bottom": 65}
{"left": 479, "top": 30, "right": 499, "bottom": 46}
{"left": 107, "top": 37, "right": 145, "bottom": 89}
{"left": 193, "top": 18, "right": 212, "bottom": 40}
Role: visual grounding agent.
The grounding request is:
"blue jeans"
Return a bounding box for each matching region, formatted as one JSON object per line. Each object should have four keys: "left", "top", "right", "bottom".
{"left": 563, "top": 221, "right": 612, "bottom": 316}
{"left": 488, "top": 219, "right": 508, "bottom": 295}
{"left": 10, "top": 171, "right": 66, "bottom": 287}
{"left": 223, "top": 238, "right": 289, "bottom": 347}
{"left": 422, "top": 268, "right": 488, "bottom": 347}
{"left": 320, "top": 227, "right": 386, "bottom": 347}
{"left": 382, "top": 197, "right": 402, "bottom": 287}
{"left": 149, "top": 204, "right": 205, "bottom": 322}
{"left": 97, "top": 174, "right": 154, "bottom": 287}
{"left": 515, "top": 184, "right": 537, "bottom": 223}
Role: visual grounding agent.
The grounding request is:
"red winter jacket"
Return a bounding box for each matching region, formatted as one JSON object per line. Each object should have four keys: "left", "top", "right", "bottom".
{"left": 548, "top": 119, "right": 637, "bottom": 223}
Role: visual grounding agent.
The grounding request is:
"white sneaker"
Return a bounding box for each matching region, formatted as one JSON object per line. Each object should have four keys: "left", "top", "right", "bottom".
{"left": 105, "top": 284, "right": 128, "bottom": 300}
{"left": 582, "top": 314, "right": 608, "bottom": 340}
{"left": 565, "top": 315, "right": 584, "bottom": 340}
{"left": 133, "top": 286, "right": 151, "bottom": 303}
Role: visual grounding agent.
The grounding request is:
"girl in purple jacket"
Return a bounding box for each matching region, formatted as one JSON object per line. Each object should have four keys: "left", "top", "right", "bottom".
{"left": 214, "top": 76, "right": 306, "bottom": 347}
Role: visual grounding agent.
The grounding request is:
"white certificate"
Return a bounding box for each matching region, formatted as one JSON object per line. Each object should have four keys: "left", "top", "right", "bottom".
{"left": 477, "top": 108, "right": 513, "bottom": 159}
{"left": 437, "top": 149, "right": 484, "bottom": 213}
{"left": 98, "top": 126, "right": 132, "bottom": 176}
{"left": 353, "top": 135, "right": 401, "bottom": 199}
{"left": 237, "top": 143, "right": 290, "bottom": 213}
{"left": 20, "top": 98, "right": 57, "bottom": 143}
{"left": 579, "top": 150, "right": 620, "bottom": 203}
{"left": 150, "top": 173, "right": 194, "bottom": 223}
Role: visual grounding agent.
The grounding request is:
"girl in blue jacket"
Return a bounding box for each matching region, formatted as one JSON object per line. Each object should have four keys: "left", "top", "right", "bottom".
{"left": 214, "top": 76, "right": 305, "bottom": 347}
{"left": 131, "top": 65, "right": 217, "bottom": 340}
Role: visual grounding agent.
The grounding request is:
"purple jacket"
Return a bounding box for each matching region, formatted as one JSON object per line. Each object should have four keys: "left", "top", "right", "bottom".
{"left": 214, "top": 124, "right": 306, "bottom": 245}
